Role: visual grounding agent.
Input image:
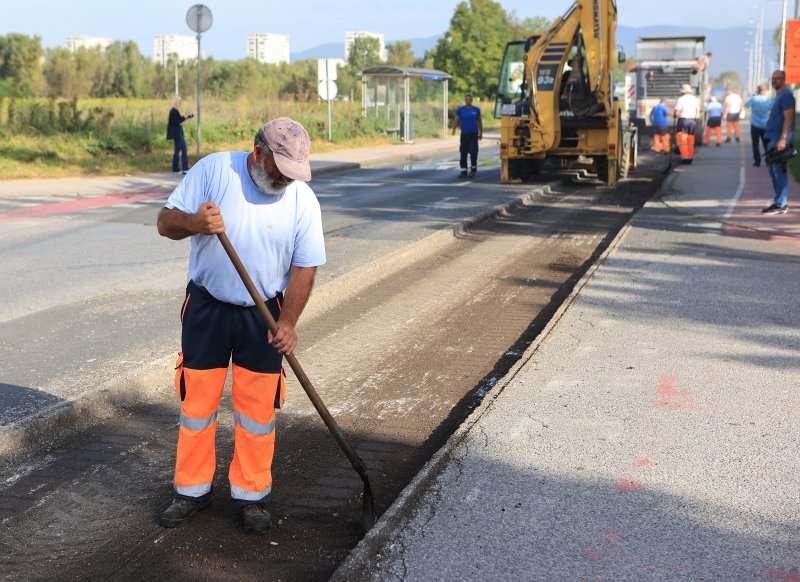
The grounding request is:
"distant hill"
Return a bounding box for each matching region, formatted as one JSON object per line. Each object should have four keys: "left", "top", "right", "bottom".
{"left": 290, "top": 35, "right": 440, "bottom": 63}
{"left": 292, "top": 27, "right": 771, "bottom": 88}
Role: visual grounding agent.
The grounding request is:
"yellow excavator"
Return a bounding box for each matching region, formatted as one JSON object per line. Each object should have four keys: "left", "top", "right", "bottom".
{"left": 495, "top": 0, "right": 637, "bottom": 185}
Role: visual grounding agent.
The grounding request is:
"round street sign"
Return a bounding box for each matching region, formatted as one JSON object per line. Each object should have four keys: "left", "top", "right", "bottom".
{"left": 318, "top": 79, "right": 338, "bottom": 101}
{"left": 186, "top": 5, "right": 213, "bottom": 33}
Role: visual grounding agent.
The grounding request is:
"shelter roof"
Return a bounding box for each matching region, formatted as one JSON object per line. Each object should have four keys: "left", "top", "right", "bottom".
{"left": 359, "top": 66, "right": 452, "bottom": 80}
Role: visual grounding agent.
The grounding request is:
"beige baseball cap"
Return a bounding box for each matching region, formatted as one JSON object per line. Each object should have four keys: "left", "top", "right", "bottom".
{"left": 257, "top": 117, "right": 311, "bottom": 182}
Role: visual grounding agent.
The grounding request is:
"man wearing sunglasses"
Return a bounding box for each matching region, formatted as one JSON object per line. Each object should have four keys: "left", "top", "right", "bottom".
{"left": 156, "top": 118, "right": 326, "bottom": 535}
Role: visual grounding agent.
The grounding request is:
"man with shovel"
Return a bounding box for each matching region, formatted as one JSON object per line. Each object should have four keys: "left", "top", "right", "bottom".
{"left": 156, "top": 117, "right": 326, "bottom": 535}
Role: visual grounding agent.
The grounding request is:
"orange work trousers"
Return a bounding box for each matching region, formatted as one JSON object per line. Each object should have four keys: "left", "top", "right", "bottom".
{"left": 704, "top": 120, "right": 722, "bottom": 145}
{"left": 173, "top": 281, "right": 286, "bottom": 504}
{"left": 675, "top": 118, "right": 696, "bottom": 161}
{"left": 653, "top": 129, "right": 670, "bottom": 153}
{"left": 726, "top": 116, "right": 741, "bottom": 139}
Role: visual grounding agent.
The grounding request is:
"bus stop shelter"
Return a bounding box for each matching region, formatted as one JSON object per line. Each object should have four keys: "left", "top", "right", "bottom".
{"left": 359, "top": 66, "right": 452, "bottom": 143}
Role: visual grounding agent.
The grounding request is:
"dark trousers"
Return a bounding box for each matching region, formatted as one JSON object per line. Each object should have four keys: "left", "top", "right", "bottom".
{"left": 172, "top": 132, "right": 188, "bottom": 172}
{"left": 751, "top": 125, "right": 768, "bottom": 165}
{"left": 460, "top": 132, "right": 479, "bottom": 170}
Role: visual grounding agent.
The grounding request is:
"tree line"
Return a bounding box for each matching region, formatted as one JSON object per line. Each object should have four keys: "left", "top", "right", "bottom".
{"left": 0, "top": 0, "right": 551, "bottom": 102}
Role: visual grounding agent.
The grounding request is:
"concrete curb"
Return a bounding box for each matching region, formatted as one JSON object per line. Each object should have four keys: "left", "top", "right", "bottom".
{"left": 0, "top": 179, "right": 555, "bottom": 465}
{"left": 330, "top": 186, "right": 641, "bottom": 581}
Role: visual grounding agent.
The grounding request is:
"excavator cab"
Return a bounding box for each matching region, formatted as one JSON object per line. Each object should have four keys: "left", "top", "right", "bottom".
{"left": 495, "top": 37, "right": 540, "bottom": 120}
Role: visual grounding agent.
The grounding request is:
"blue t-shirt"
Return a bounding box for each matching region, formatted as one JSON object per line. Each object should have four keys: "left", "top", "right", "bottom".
{"left": 651, "top": 103, "right": 669, "bottom": 127}
{"left": 765, "top": 89, "right": 796, "bottom": 141}
{"left": 456, "top": 105, "right": 481, "bottom": 134}
{"left": 706, "top": 101, "right": 723, "bottom": 118}
{"left": 746, "top": 94, "right": 774, "bottom": 130}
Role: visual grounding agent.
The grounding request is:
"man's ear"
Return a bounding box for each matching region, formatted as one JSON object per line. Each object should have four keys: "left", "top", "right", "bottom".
{"left": 253, "top": 144, "right": 264, "bottom": 164}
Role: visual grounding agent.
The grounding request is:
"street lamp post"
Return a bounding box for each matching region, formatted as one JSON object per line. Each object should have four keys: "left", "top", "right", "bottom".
{"left": 780, "top": 0, "right": 788, "bottom": 70}
{"left": 186, "top": 5, "right": 213, "bottom": 158}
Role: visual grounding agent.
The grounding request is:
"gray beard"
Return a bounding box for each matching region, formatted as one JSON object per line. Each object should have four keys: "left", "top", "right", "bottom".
{"left": 250, "top": 163, "right": 286, "bottom": 195}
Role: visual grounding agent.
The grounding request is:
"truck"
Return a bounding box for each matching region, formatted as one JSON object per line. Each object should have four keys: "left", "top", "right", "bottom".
{"left": 625, "top": 36, "right": 708, "bottom": 149}
{"left": 495, "top": 0, "right": 637, "bottom": 186}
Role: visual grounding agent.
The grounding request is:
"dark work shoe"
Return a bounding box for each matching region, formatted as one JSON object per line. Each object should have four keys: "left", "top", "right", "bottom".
{"left": 753, "top": 162, "right": 761, "bottom": 167}
{"left": 725, "top": 137, "right": 731, "bottom": 143}
{"left": 160, "top": 497, "right": 211, "bottom": 528}
{"left": 468, "top": 168, "right": 476, "bottom": 177}
{"left": 762, "top": 204, "right": 788, "bottom": 215}
{"left": 459, "top": 170, "right": 468, "bottom": 178}
{"left": 716, "top": 143, "right": 721, "bottom": 147}
{"left": 736, "top": 137, "right": 740, "bottom": 143}
{"left": 241, "top": 503, "right": 272, "bottom": 535}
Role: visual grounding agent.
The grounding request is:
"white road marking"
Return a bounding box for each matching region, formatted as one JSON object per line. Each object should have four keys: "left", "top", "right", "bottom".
{"left": 314, "top": 193, "right": 344, "bottom": 198}
{"left": 724, "top": 165, "right": 746, "bottom": 220}
{"left": 323, "top": 182, "right": 385, "bottom": 188}
{"left": 406, "top": 182, "right": 470, "bottom": 188}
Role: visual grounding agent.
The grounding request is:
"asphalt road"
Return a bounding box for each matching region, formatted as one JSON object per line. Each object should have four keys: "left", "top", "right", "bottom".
{"left": 0, "top": 150, "right": 665, "bottom": 580}
{"left": 0, "top": 147, "right": 520, "bottom": 427}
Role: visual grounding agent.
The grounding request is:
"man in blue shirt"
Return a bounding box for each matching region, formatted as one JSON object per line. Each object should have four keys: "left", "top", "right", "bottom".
{"left": 745, "top": 84, "right": 773, "bottom": 166}
{"left": 452, "top": 94, "right": 483, "bottom": 178}
{"left": 649, "top": 99, "right": 670, "bottom": 153}
{"left": 763, "top": 70, "right": 796, "bottom": 215}
{"left": 704, "top": 96, "right": 724, "bottom": 147}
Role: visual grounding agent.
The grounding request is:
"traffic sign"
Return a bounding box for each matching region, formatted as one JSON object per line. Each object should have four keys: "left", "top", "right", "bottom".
{"left": 186, "top": 4, "right": 213, "bottom": 34}
{"left": 786, "top": 20, "right": 800, "bottom": 84}
{"left": 318, "top": 79, "right": 338, "bottom": 101}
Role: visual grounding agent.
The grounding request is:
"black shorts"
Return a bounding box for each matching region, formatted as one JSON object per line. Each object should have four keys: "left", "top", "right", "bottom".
{"left": 654, "top": 126, "right": 668, "bottom": 136}
{"left": 707, "top": 117, "right": 721, "bottom": 128}
{"left": 726, "top": 113, "right": 740, "bottom": 122}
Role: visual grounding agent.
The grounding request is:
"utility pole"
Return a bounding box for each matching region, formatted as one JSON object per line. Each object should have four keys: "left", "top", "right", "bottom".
{"left": 780, "top": 0, "right": 788, "bottom": 70}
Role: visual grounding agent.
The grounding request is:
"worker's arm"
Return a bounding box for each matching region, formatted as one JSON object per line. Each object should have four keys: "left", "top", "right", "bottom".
{"left": 478, "top": 113, "right": 483, "bottom": 140}
{"left": 777, "top": 107, "right": 795, "bottom": 151}
{"left": 157, "top": 202, "right": 225, "bottom": 240}
{"left": 451, "top": 114, "right": 461, "bottom": 135}
{"left": 270, "top": 265, "right": 317, "bottom": 354}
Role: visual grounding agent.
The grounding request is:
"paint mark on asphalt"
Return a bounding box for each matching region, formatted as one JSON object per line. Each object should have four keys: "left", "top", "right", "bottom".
{"left": 650, "top": 375, "right": 700, "bottom": 410}
{"left": 0, "top": 190, "right": 169, "bottom": 221}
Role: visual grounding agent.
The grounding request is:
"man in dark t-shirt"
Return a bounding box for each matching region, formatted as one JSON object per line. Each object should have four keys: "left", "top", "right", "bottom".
{"left": 452, "top": 94, "right": 483, "bottom": 178}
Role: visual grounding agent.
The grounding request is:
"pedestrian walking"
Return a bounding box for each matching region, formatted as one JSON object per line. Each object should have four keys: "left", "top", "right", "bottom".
{"left": 156, "top": 117, "right": 326, "bottom": 534}
{"left": 704, "top": 96, "right": 723, "bottom": 147}
{"left": 166, "top": 96, "right": 194, "bottom": 174}
{"left": 650, "top": 99, "right": 670, "bottom": 153}
{"left": 723, "top": 88, "right": 743, "bottom": 144}
{"left": 745, "top": 84, "right": 773, "bottom": 166}
{"left": 452, "top": 94, "right": 483, "bottom": 178}
{"left": 762, "top": 71, "right": 796, "bottom": 215}
{"left": 674, "top": 84, "right": 701, "bottom": 163}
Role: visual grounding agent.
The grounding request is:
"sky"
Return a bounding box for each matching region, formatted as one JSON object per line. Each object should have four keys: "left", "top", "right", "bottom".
{"left": 2, "top": 0, "right": 787, "bottom": 59}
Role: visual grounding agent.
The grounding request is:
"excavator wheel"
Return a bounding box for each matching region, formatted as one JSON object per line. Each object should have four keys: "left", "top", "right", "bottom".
{"left": 508, "top": 158, "right": 542, "bottom": 181}
{"left": 593, "top": 156, "right": 614, "bottom": 185}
